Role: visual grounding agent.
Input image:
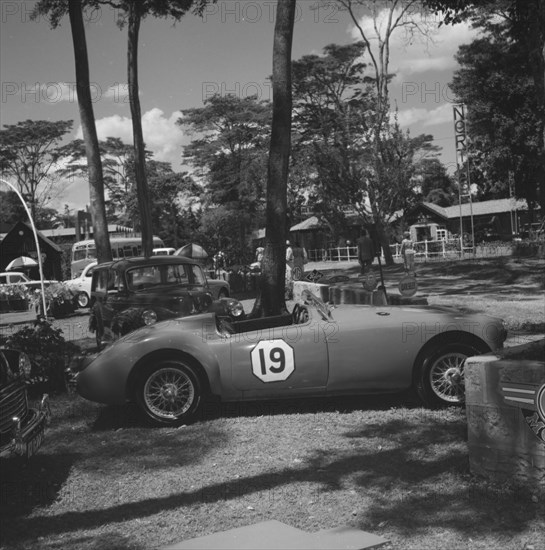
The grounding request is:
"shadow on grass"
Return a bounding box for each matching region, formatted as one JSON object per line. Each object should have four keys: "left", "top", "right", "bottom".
{"left": 195, "top": 391, "right": 418, "bottom": 422}
{"left": 0, "top": 452, "right": 80, "bottom": 518}
{"left": 57, "top": 532, "right": 146, "bottom": 550}
{"left": 3, "top": 411, "right": 542, "bottom": 545}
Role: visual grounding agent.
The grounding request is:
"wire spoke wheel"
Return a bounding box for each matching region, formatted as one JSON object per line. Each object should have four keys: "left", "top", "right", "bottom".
{"left": 428, "top": 352, "right": 467, "bottom": 403}
{"left": 141, "top": 363, "right": 198, "bottom": 423}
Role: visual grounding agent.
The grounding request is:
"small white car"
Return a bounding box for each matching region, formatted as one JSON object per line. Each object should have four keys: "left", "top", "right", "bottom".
{"left": 63, "top": 262, "right": 97, "bottom": 308}
{"left": 0, "top": 272, "right": 55, "bottom": 288}
{"left": 0, "top": 272, "right": 33, "bottom": 285}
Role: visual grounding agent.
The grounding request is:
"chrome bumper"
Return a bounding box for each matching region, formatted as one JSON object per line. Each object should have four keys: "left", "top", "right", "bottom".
{"left": 0, "top": 394, "right": 51, "bottom": 458}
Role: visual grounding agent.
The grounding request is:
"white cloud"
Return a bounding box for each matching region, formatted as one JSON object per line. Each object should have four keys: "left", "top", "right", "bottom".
{"left": 349, "top": 8, "right": 480, "bottom": 80}
{"left": 75, "top": 108, "right": 187, "bottom": 168}
{"left": 102, "top": 83, "right": 129, "bottom": 102}
{"left": 394, "top": 103, "right": 453, "bottom": 128}
{"left": 32, "top": 82, "right": 78, "bottom": 104}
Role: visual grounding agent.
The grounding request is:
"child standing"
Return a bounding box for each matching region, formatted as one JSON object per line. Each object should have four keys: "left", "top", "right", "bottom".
{"left": 400, "top": 231, "right": 415, "bottom": 275}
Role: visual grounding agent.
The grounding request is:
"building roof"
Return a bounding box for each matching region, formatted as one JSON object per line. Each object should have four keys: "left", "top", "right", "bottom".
{"left": 290, "top": 216, "right": 323, "bottom": 232}
{"left": 422, "top": 198, "right": 529, "bottom": 220}
{"left": 0, "top": 223, "right": 133, "bottom": 241}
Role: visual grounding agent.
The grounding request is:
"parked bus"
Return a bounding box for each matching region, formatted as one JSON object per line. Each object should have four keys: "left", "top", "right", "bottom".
{"left": 70, "top": 236, "right": 164, "bottom": 278}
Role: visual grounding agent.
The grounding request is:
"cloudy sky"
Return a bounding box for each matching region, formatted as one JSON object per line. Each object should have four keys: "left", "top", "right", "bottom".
{"left": 0, "top": 1, "right": 479, "bottom": 212}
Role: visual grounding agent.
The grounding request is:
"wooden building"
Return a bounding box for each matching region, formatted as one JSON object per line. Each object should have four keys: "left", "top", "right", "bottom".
{"left": 0, "top": 221, "right": 63, "bottom": 280}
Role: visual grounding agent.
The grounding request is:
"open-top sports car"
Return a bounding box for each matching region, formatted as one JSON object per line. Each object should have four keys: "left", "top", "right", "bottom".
{"left": 76, "top": 291, "right": 507, "bottom": 426}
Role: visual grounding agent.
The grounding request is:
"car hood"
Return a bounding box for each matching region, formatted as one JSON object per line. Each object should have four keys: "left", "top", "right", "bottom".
{"left": 330, "top": 302, "right": 504, "bottom": 324}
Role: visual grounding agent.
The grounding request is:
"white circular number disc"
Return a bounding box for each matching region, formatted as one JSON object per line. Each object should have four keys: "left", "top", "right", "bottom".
{"left": 398, "top": 275, "right": 418, "bottom": 297}
{"left": 251, "top": 340, "right": 295, "bottom": 383}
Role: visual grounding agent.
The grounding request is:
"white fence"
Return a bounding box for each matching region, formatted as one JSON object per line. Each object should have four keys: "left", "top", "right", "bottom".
{"left": 307, "top": 239, "right": 514, "bottom": 263}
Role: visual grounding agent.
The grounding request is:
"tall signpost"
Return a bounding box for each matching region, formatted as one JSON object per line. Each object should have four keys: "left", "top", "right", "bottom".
{"left": 453, "top": 104, "right": 475, "bottom": 255}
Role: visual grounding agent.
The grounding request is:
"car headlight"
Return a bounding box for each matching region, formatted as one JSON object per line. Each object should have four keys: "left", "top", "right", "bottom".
{"left": 19, "top": 352, "right": 32, "bottom": 378}
{"left": 142, "top": 309, "right": 158, "bottom": 325}
{"left": 225, "top": 298, "right": 244, "bottom": 318}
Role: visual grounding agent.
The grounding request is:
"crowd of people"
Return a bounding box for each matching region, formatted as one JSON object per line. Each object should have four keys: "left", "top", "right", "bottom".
{"left": 209, "top": 226, "right": 416, "bottom": 293}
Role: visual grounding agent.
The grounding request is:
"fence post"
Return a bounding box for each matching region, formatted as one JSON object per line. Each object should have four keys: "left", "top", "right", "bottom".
{"left": 424, "top": 239, "right": 428, "bottom": 261}
{"left": 442, "top": 240, "right": 446, "bottom": 258}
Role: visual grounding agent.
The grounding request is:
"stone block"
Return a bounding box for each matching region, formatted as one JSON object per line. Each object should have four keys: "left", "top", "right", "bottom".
{"left": 465, "top": 353, "right": 545, "bottom": 487}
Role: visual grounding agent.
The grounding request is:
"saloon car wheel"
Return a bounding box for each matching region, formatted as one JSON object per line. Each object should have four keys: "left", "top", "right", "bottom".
{"left": 415, "top": 343, "right": 483, "bottom": 408}
{"left": 77, "top": 292, "right": 89, "bottom": 308}
{"left": 137, "top": 360, "right": 202, "bottom": 426}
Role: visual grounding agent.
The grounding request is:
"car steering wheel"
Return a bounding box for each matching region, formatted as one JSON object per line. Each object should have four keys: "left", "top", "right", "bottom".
{"left": 292, "top": 303, "right": 309, "bottom": 324}
{"left": 292, "top": 303, "right": 301, "bottom": 324}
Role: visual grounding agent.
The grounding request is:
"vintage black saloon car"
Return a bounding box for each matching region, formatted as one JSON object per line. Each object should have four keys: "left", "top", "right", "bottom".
{"left": 0, "top": 348, "right": 50, "bottom": 458}
{"left": 89, "top": 256, "right": 230, "bottom": 347}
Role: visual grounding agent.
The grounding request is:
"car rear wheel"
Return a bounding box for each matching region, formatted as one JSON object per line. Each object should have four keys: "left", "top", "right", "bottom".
{"left": 415, "top": 342, "right": 485, "bottom": 408}
{"left": 77, "top": 292, "right": 89, "bottom": 308}
{"left": 136, "top": 360, "right": 202, "bottom": 426}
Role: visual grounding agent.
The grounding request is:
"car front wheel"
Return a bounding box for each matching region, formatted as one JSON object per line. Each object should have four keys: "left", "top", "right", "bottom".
{"left": 136, "top": 360, "right": 202, "bottom": 426}
{"left": 415, "top": 342, "right": 485, "bottom": 408}
{"left": 77, "top": 292, "right": 90, "bottom": 308}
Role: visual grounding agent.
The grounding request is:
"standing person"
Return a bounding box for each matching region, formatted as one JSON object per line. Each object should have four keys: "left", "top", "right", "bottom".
{"left": 400, "top": 231, "right": 415, "bottom": 274}
{"left": 356, "top": 228, "right": 375, "bottom": 274}
{"left": 285, "top": 240, "right": 294, "bottom": 299}
{"left": 291, "top": 241, "right": 308, "bottom": 281}
{"left": 213, "top": 250, "right": 226, "bottom": 280}
{"left": 254, "top": 246, "right": 264, "bottom": 269}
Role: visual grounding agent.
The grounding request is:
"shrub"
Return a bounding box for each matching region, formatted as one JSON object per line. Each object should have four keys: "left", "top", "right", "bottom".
{"left": 6, "top": 319, "right": 79, "bottom": 394}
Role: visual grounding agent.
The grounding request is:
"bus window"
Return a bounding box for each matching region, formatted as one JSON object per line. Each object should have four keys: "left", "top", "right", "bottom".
{"left": 73, "top": 248, "right": 87, "bottom": 261}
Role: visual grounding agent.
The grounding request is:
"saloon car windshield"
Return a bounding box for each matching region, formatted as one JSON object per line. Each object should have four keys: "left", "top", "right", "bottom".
{"left": 126, "top": 263, "right": 206, "bottom": 291}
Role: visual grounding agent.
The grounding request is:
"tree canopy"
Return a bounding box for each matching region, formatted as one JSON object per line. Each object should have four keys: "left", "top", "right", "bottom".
{"left": 179, "top": 94, "right": 271, "bottom": 259}
{"left": 449, "top": 12, "right": 544, "bottom": 209}
{"left": 0, "top": 119, "right": 73, "bottom": 219}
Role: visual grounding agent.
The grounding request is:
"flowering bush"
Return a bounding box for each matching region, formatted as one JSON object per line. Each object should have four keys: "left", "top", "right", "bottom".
{"left": 25, "top": 282, "right": 77, "bottom": 318}
{"left": 0, "top": 283, "right": 29, "bottom": 302}
{"left": 6, "top": 319, "right": 79, "bottom": 393}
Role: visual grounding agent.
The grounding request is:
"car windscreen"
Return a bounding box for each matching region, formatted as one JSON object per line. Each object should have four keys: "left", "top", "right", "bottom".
{"left": 126, "top": 264, "right": 194, "bottom": 291}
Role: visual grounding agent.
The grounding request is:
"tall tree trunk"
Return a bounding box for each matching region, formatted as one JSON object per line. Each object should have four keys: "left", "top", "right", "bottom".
{"left": 127, "top": 2, "right": 153, "bottom": 257}
{"left": 68, "top": 0, "right": 111, "bottom": 263}
{"left": 251, "top": 0, "right": 296, "bottom": 317}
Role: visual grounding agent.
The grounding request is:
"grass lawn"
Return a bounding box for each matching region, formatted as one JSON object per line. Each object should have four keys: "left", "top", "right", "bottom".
{"left": 1, "top": 257, "right": 544, "bottom": 550}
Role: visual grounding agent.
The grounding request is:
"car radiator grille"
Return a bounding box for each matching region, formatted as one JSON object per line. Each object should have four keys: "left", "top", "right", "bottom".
{"left": 0, "top": 384, "right": 28, "bottom": 434}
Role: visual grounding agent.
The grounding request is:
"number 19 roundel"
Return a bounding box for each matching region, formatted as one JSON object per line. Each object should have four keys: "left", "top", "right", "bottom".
{"left": 251, "top": 340, "right": 295, "bottom": 383}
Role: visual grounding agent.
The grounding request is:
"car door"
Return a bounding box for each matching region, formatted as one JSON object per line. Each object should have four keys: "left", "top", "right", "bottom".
{"left": 184, "top": 264, "right": 213, "bottom": 311}
{"left": 103, "top": 267, "right": 134, "bottom": 320}
{"left": 229, "top": 311, "right": 329, "bottom": 399}
{"left": 325, "top": 306, "right": 415, "bottom": 392}
{"left": 93, "top": 267, "right": 126, "bottom": 328}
